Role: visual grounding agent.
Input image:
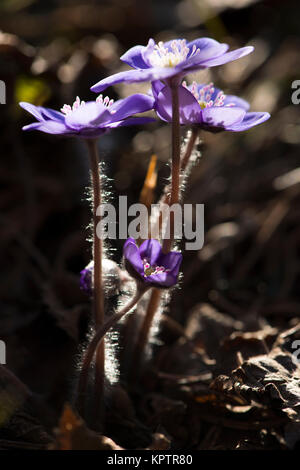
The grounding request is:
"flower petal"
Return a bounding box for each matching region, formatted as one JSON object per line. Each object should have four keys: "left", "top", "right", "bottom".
{"left": 184, "top": 38, "right": 228, "bottom": 69}
{"left": 20, "top": 102, "right": 65, "bottom": 122}
{"left": 80, "top": 263, "right": 93, "bottom": 295}
{"left": 199, "top": 46, "right": 254, "bottom": 67}
{"left": 155, "top": 85, "right": 201, "bottom": 124}
{"left": 107, "top": 93, "right": 154, "bottom": 123}
{"left": 41, "top": 107, "right": 65, "bottom": 121}
{"left": 157, "top": 251, "right": 182, "bottom": 277}
{"left": 139, "top": 239, "right": 162, "bottom": 265}
{"left": 202, "top": 106, "right": 245, "bottom": 129}
{"left": 226, "top": 112, "right": 270, "bottom": 132}
{"left": 19, "top": 102, "right": 45, "bottom": 121}
{"left": 147, "top": 271, "right": 178, "bottom": 288}
{"left": 23, "top": 120, "right": 70, "bottom": 135}
{"left": 91, "top": 67, "right": 177, "bottom": 93}
{"left": 121, "top": 45, "right": 149, "bottom": 69}
{"left": 123, "top": 238, "right": 144, "bottom": 275}
{"left": 22, "top": 123, "right": 43, "bottom": 131}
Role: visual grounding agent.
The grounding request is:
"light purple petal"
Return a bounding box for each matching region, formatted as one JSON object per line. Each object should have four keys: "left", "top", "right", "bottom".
{"left": 199, "top": 46, "right": 254, "bottom": 67}
{"left": 22, "top": 123, "right": 42, "bottom": 131}
{"left": 20, "top": 102, "right": 65, "bottom": 122}
{"left": 23, "top": 120, "right": 70, "bottom": 135}
{"left": 41, "top": 107, "right": 65, "bottom": 121}
{"left": 139, "top": 239, "right": 162, "bottom": 265}
{"left": 147, "top": 271, "right": 177, "bottom": 288}
{"left": 187, "top": 38, "right": 229, "bottom": 59}
{"left": 155, "top": 85, "right": 202, "bottom": 124}
{"left": 19, "top": 102, "right": 45, "bottom": 121}
{"left": 91, "top": 67, "right": 177, "bottom": 93}
{"left": 107, "top": 94, "right": 154, "bottom": 123}
{"left": 226, "top": 112, "right": 270, "bottom": 132}
{"left": 123, "top": 238, "right": 144, "bottom": 275}
{"left": 121, "top": 45, "right": 149, "bottom": 69}
{"left": 224, "top": 94, "right": 250, "bottom": 110}
{"left": 202, "top": 106, "right": 245, "bottom": 128}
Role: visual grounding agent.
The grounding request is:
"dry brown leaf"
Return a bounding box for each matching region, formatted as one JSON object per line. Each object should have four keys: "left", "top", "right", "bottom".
{"left": 52, "top": 403, "right": 123, "bottom": 450}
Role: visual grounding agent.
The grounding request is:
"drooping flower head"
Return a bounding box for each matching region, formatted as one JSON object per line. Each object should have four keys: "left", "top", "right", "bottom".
{"left": 152, "top": 80, "right": 270, "bottom": 132}
{"left": 123, "top": 238, "right": 182, "bottom": 289}
{"left": 80, "top": 261, "right": 94, "bottom": 295}
{"left": 20, "top": 93, "right": 155, "bottom": 138}
{"left": 80, "top": 259, "right": 132, "bottom": 296}
{"left": 91, "top": 38, "right": 253, "bottom": 93}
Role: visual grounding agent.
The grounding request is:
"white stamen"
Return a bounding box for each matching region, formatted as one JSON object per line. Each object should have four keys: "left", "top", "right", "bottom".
{"left": 61, "top": 94, "right": 115, "bottom": 116}
{"left": 187, "top": 81, "right": 235, "bottom": 109}
{"left": 148, "top": 39, "right": 200, "bottom": 68}
{"left": 61, "top": 96, "right": 86, "bottom": 115}
{"left": 96, "top": 94, "right": 114, "bottom": 108}
{"left": 142, "top": 259, "right": 168, "bottom": 277}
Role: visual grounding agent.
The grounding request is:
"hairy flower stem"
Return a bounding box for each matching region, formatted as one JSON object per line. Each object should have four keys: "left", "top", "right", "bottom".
{"left": 131, "top": 84, "right": 197, "bottom": 384}
{"left": 181, "top": 126, "right": 199, "bottom": 173}
{"left": 76, "top": 287, "right": 147, "bottom": 415}
{"left": 85, "top": 138, "right": 105, "bottom": 426}
{"left": 153, "top": 127, "right": 199, "bottom": 236}
{"left": 130, "top": 288, "right": 162, "bottom": 383}
{"left": 162, "top": 79, "right": 181, "bottom": 254}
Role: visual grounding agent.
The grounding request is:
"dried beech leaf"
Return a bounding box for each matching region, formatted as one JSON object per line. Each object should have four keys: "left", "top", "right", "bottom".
{"left": 211, "top": 348, "right": 300, "bottom": 423}
{"left": 52, "top": 403, "right": 123, "bottom": 450}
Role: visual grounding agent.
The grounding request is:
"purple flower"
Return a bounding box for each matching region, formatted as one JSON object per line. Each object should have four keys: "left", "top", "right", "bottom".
{"left": 80, "top": 262, "right": 93, "bottom": 295}
{"left": 20, "top": 93, "right": 155, "bottom": 138}
{"left": 91, "top": 38, "right": 253, "bottom": 93}
{"left": 152, "top": 81, "right": 270, "bottom": 132}
{"left": 123, "top": 238, "right": 182, "bottom": 289}
{"left": 80, "top": 259, "right": 132, "bottom": 296}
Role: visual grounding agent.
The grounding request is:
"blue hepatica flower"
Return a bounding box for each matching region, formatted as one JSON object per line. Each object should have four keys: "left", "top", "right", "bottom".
{"left": 91, "top": 38, "right": 253, "bottom": 93}
{"left": 151, "top": 80, "right": 270, "bottom": 132}
{"left": 20, "top": 93, "right": 155, "bottom": 138}
{"left": 123, "top": 238, "right": 182, "bottom": 289}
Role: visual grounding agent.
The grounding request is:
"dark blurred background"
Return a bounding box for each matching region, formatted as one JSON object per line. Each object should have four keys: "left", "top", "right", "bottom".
{"left": 1, "top": 0, "right": 300, "bottom": 450}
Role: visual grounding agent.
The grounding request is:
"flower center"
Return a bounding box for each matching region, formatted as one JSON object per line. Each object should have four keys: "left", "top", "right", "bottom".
{"left": 61, "top": 95, "right": 114, "bottom": 115}
{"left": 143, "top": 259, "right": 169, "bottom": 277}
{"left": 183, "top": 81, "right": 235, "bottom": 109}
{"left": 148, "top": 40, "right": 199, "bottom": 68}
